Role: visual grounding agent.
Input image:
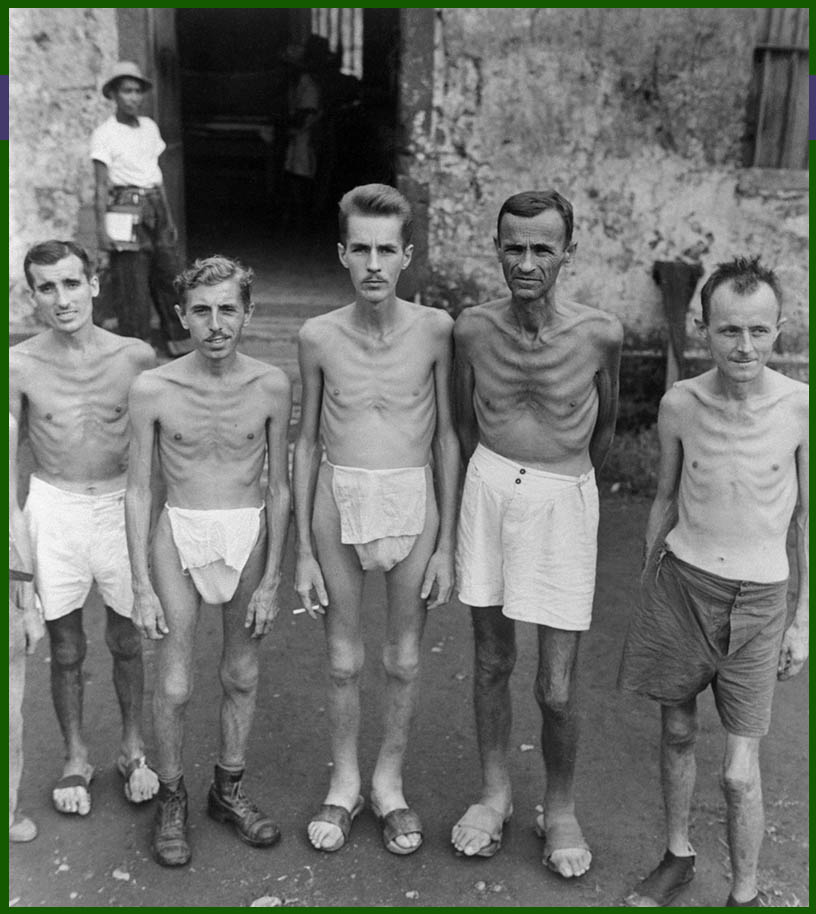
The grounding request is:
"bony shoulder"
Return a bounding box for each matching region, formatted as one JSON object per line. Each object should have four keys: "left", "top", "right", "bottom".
{"left": 453, "top": 301, "right": 496, "bottom": 334}
{"left": 420, "top": 303, "right": 454, "bottom": 332}
{"left": 299, "top": 310, "right": 343, "bottom": 345}
{"left": 568, "top": 301, "right": 622, "bottom": 335}
{"left": 118, "top": 335, "right": 157, "bottom": 365}
{"left": 252, "top": 359, "right": 291, "bottom": 393}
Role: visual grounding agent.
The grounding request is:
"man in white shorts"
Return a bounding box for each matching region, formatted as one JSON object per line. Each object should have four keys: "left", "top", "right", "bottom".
{"left": 451, "top": 191, "right": 622, "bottom": 877}
{"left": 126, "top": 256, "right": 292, "bottom": 867}
{"left": 10, "top": 240, "right": 159, "bottom": 817}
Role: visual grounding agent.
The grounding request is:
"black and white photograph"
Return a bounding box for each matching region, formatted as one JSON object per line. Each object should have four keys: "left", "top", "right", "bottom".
{"left": 9, "top": 7, "right": 808, "bottom": 907}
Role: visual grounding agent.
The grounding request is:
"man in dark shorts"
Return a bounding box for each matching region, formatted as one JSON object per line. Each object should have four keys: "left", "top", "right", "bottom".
{"left": 619, "top": 256, "right": 808, "bottom": 907}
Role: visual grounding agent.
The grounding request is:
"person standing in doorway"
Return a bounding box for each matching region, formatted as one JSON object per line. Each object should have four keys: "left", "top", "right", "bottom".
{"left": 91, "top": 61, "right": 192, "bottom": 356}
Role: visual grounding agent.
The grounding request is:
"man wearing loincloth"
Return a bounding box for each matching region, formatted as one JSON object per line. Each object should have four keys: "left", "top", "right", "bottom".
{"left": 10, "top": 240, "right": 159, "bottom": 818}
{"left": 126, "top": 256, "right": 292, "bottom": 867}
{"left": 294, "top": 184, "right": 459, "bottom": 855}
{"left": 619, "top": 257, "right": 808, "bottom": 907}
{"left": 451, "top": 190, "right": 622, "bottom": 877}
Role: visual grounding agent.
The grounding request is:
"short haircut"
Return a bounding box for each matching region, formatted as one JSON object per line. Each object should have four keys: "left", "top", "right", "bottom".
{"left": 496, "top": 190, "right": 574, "bottom": 247}
{"left": 338, "top": 183, "right": 413, "bottom": 247}
{"left": 699, "top": 256, "right": 782, "bottom": 324}
{"left": 173, "top": 255, "right": 254, "bottom": 311}
{"left": 24, "top": 240, "right": 94, "bottom": 289}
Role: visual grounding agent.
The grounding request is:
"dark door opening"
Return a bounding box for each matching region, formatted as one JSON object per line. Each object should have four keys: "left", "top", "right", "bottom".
{"left": 176, "top": 8, "right": 401, "bottom": 265}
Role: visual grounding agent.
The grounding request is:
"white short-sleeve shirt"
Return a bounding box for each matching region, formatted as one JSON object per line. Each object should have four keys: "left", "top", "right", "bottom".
{"left": 90, "top": 116, "right": 165, "bottom": 187}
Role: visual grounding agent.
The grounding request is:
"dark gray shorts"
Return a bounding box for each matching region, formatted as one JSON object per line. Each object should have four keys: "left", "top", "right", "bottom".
{"left": 618, "top": 549, "right": 788, "bottom": 737}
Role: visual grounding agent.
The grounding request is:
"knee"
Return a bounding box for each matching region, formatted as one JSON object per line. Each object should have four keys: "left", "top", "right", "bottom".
{"left": 662, "top": 711, "right": 698, "bottom": 750}
{"left": 720, "top": 753, "right": 760, "bottom": 799}
{"left": 48, "top": 624, "right": 86, "bottom": 669}
{"left": 327, "top": 642, "right": 364, "bottom": 687}
{"left": 474, "top": 641, "right": 516, "bottom": 686}
{"left": 105, "top": 617, "right": 142, "bottom": 662}
{"left": 219, "top": 658, "right": 259, "bottom": 698}
{"left": 533, "top": 676, "right": 573, "bottom": 718}
{"left": 157, "top": 671, "right": 193, "bottom": 709}
{"left": 381, "top": 644, "right": 420, "bottom": 685}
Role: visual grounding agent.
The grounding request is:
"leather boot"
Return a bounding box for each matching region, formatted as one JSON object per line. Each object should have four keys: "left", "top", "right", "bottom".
{"left": 151, "top": 778, "right": 191, "bottom": 867}
{"left": 207, "top": 764, "right": 281, "bottom": 847}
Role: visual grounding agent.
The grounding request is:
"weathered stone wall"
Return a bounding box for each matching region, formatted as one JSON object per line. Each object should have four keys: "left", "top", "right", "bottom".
{"left": 10, "top": 8, "right": 118, "bottom": 324}
{"left": 416, "top": 8, "right": 808, "bottom": 355}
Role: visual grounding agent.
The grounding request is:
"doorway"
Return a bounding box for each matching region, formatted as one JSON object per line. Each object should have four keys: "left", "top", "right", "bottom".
{"left": 175, "top": 7, "right": 401, "bottom": 292}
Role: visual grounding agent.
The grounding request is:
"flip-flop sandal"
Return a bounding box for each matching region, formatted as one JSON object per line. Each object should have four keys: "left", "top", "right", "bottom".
{"left": 452, "top": 803, "right": 513, "bottom": 858}
{"left": 536, "top": 815, "right": 592, "bottom": 878}
{"left": 52, "top": 770, "right": 94, "bottom": 816}
{"left": 372, "top": 804, "right": 423, "bottom": 856}
{"left": 116, "top": 755, "right": 158, "bottom": 804}
{"left": 308, "top": 796, "right": 364, "bottom": 852}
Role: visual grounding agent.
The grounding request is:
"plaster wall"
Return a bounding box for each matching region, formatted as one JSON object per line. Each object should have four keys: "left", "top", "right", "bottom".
{"left": 415, "top": 8, "right": 808, "bottom": 354}
{"left": 10, "top": 8, "right": 118, "bottom": 323}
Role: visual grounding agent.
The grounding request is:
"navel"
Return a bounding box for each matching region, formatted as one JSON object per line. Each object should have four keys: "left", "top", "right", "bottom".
{"left": 45, "top": 412, "right": 52, "bottom": 420}
{"left": 247, "top": 433, "right": 255, "bottom": 440}
{"left": 691, "top": 460, "right": 698, "bottom": 468}
{"left": 174, "top": 432, "right": 182, "bottom": 441}
{"left": 772, "top": 464, "right": 779, "bottom": 471}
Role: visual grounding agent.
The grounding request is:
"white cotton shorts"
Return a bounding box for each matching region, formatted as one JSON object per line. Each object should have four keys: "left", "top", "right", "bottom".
{"left": 456, "top": 444, "right": 599, "bottom": 630}
{"left": 23, "top": 476, "right": 133, "bottom": 622}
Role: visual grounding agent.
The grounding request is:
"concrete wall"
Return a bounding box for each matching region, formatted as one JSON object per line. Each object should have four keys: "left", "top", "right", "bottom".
{"left": 9, "top": 8, "right": 118, "bottom": 324}
{"left": 414, "top": 8, "right": 809, "bottom": 355}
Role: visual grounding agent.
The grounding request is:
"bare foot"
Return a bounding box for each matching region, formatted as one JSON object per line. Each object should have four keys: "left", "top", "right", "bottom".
{"left": 52, "top": 760, "right": 94, "bottom": 816}
{"left": 536, "top": 811, "right": 592, "bottom": 878}
{"left": 370, "top": 786, "right": 422, "bottom": 853}
{"left": 308, "top": 779, "right": 362, "bottom": 851}
{"left": 451, "top": 797, "right": 513, "bottom": 857}
{"left": 10, "top": 815, "right": 38, "bottom": 842}
{"left": 307, "top": 796, "right": 364, "bottom": 852}
{"left": 117, "top": 754, "right": 160, "bottom": 803}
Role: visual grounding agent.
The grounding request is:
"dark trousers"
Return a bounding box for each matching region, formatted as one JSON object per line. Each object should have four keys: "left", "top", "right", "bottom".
{"left": 98, "top": 189, "right": 188, "bottom": 345}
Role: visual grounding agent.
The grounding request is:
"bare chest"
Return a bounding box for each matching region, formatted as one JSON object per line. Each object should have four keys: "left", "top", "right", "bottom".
{"left": 473, "top": 337, "right": 599, "bottom": 410}
{"left": 157, "top": 388, "right": 268, "bottom": 460}
{"left": 321, "top": 337, "right": 435, "bottom": 409}
{"left": 682, "top": 405, "right": 800, "bottom": 484}
{"left": 23, "top": 363, "right": 132, "bottom": 438}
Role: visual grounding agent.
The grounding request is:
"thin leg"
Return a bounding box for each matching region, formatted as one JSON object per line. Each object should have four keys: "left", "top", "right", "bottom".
{"left": 9, "top": 606, "right": 26, "bottom": 828}
{"left": 451, "top": 606, "right": 516, "bottom": 855}
{"left": 218, "top": 529, "right": 268, "bottom": 769}
{"left": 370, "top": 486, "right": 439, "bottom": 851}
{"left": 46, "top": 608, "right": 94, "bottom": 813}
{"left": 150, "top": 511, "right": 201, "bottom": 784}
{"left": 307, "top": 465, "right": 366, "bottom": 850}
{"left": 722, "top": 734, "right": 763, "bottom": 904}
{"left": 661, "top": 700, "right": 698, "bottom": 857}
{"left": 535, "top": 626, "right": 591, "bottom": 877}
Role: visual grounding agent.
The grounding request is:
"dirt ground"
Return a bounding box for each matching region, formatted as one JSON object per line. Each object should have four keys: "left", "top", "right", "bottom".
{"left": 9, "top": 496, "right": 809, "bottom": 908}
